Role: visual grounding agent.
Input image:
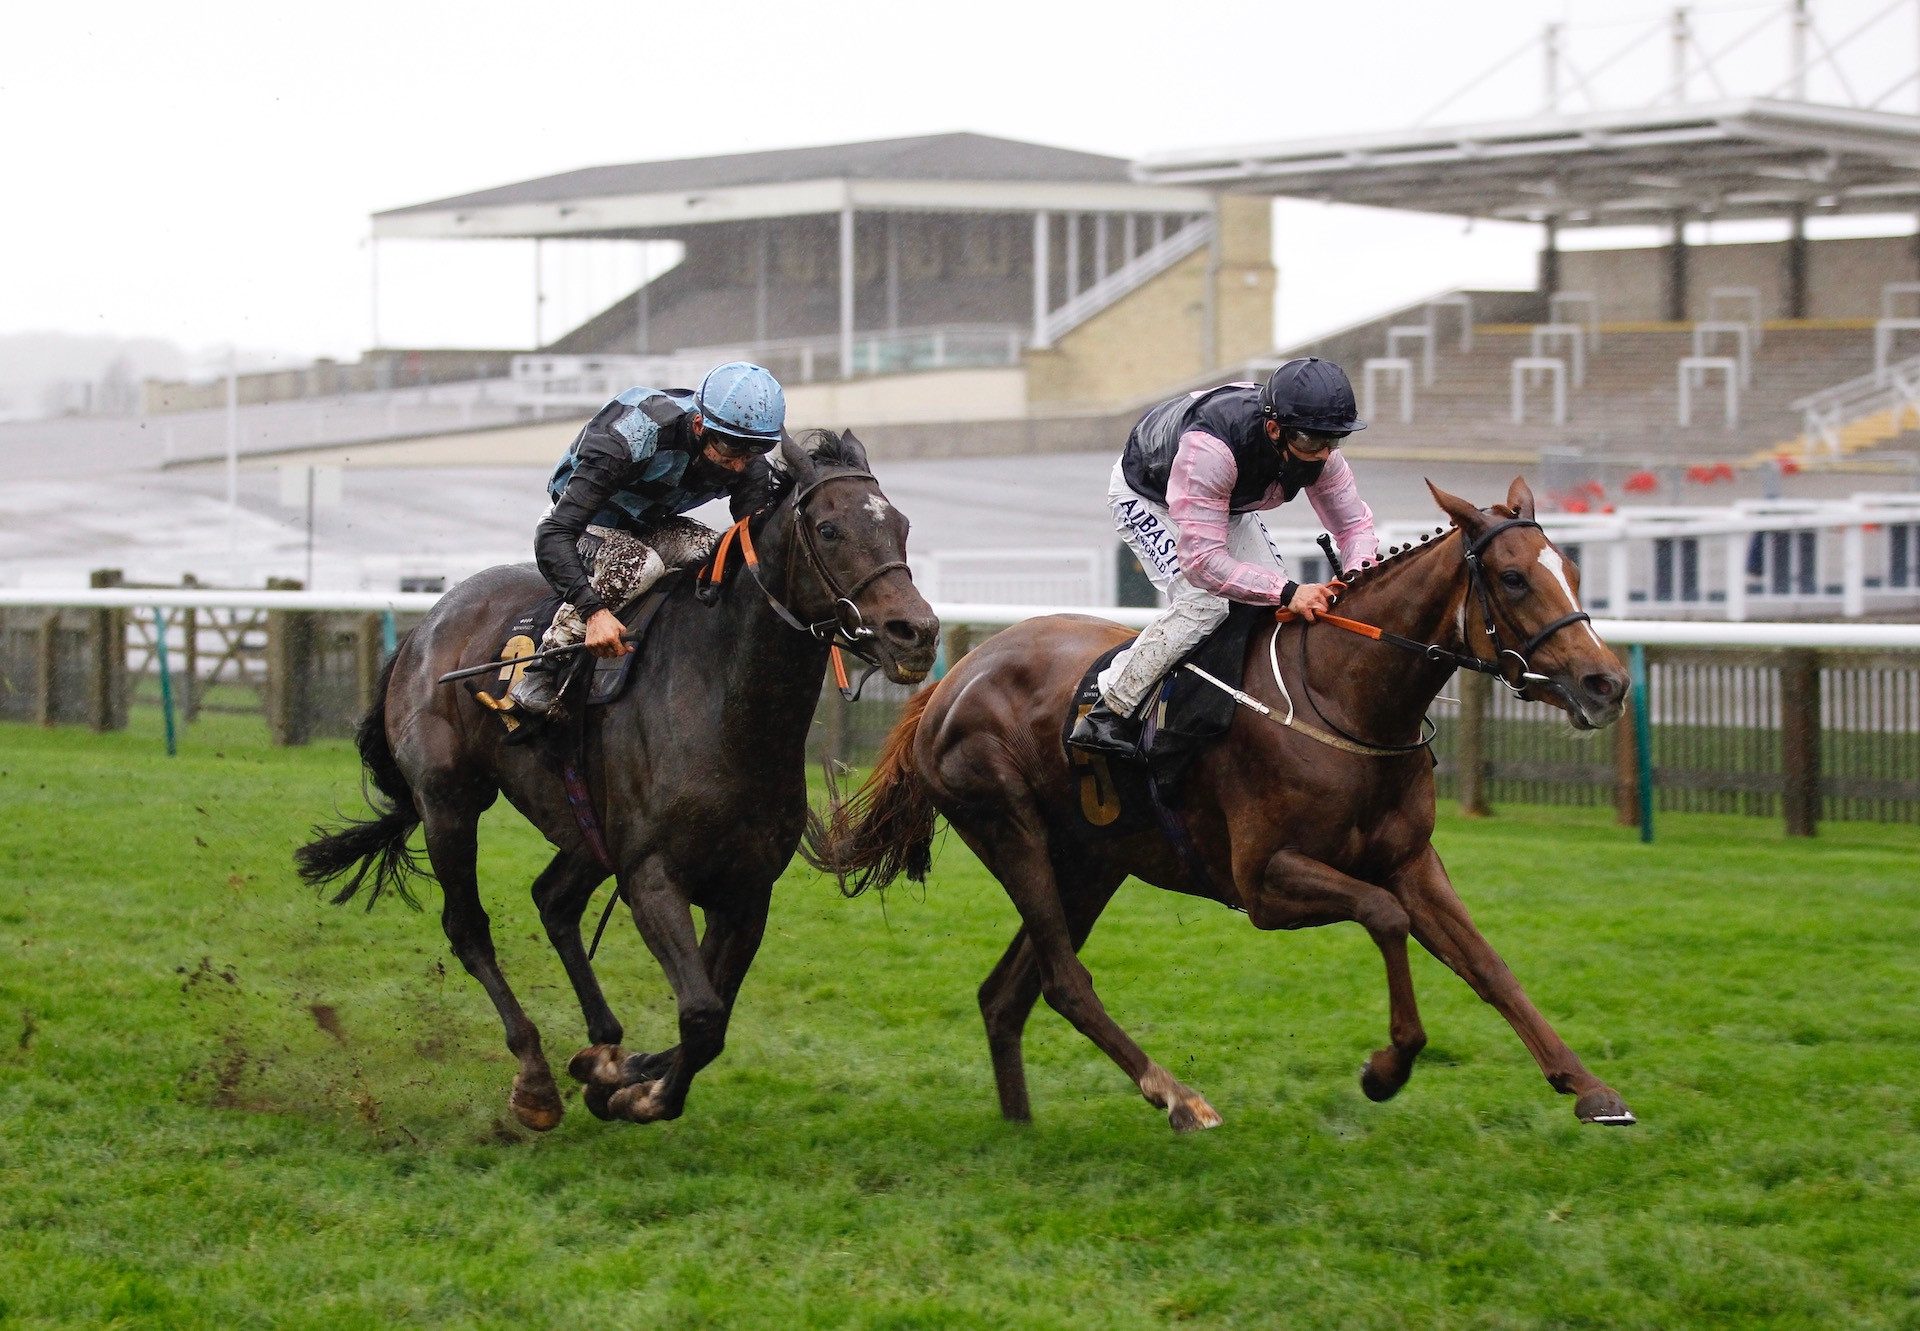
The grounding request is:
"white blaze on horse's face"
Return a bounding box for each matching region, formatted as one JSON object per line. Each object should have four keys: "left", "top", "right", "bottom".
{"left": 863, "top": 494, "right": 892, "bottom": 524}
{"left": 1535, "top": 546, "right": 1607, "bottom": 650}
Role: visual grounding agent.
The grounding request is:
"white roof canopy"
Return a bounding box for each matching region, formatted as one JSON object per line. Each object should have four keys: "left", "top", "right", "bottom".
{"left": 1132, "top": 99, "right": 1920, "bottom": 227}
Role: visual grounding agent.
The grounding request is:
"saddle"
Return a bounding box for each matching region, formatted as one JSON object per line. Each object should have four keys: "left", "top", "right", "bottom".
{"left": 1063, "top": 602, "right": 1267, "bottom": 838}
{"left": 467, "top": 575, "right": 682, "bottom": 736}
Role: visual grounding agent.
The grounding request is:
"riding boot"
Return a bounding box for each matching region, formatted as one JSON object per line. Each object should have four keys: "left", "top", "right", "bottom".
{"left": 507, "top": 660, "right": 566, "bottom": 719}
{"left": 1070, "top": 698, "right": 1143, "bottom": 761}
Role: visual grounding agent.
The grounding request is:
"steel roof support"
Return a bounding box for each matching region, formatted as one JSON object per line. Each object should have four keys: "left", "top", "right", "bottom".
{"left": 1667, "top": 211, "right": 1690, "bottom": 321}
{"left": 839, "top": 203, "right": 856, "bottom": 378}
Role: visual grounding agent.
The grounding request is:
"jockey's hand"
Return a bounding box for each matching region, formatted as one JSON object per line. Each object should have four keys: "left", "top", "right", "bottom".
{"left": 1287, "top": 581, "right": 1341, "bottom": 622}
{"left": 584, "top": 608, "right": 631, "bottom": 658}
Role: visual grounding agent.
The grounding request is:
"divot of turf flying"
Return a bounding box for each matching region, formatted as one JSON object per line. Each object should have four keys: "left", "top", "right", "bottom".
{"left": 0, "top": 715, "right": 1916, "bottom": 1327}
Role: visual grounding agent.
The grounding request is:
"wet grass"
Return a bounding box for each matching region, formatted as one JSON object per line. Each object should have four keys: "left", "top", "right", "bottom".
{"left": 2, "top": 715, "right": 1917, "bottom": 1328}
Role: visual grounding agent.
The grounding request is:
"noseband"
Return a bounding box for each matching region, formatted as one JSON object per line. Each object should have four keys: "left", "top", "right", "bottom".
{"left": 1460, "top": 518, "right": 1593, "bottom": 699}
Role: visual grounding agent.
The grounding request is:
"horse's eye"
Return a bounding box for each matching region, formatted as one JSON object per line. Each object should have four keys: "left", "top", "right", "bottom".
{"left": 1500, "top": 570, "right": 1527, "bottom": 592}
{"left": 818, "top": 521, "right": 841, "bottom": 541}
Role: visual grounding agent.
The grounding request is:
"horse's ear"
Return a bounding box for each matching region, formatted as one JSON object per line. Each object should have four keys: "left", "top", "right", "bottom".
{"left": 1506, "top": 476, "right": 1537, "bottom": 522}
{"left": 837, "top": 428, "right": 872, "bottom": 471}
{"left": 778, "top": 430, "right": 819, "bottom": 488}
{"left": 1426, "top": 479, "right": 1488, "bottom": 536}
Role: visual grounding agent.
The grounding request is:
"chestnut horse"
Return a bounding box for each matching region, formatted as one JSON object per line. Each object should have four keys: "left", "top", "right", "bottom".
{"left": 298, "top": 431, "right": 937, "bottom": 1130}
{"left": 807, "top": 479, "right": 1637, "bottom": 1131}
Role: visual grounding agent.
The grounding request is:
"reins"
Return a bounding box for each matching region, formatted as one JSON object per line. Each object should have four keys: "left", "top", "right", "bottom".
{"left": 1187, "top": 517, "right": 1593, "bottom": 757}
{"left": 695, "top": 469, "right": 904, "bottom": 700}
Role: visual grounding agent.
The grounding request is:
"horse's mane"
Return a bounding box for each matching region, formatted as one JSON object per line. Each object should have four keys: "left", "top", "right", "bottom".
{"left": 762, "top": 428, "right": 864, "bottom": 505}
{"left": 1325, "top": 502, "right": 1522, "bottom": 615}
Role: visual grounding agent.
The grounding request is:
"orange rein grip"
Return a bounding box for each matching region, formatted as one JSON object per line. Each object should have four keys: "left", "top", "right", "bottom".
{"left": 1272, "top": 607, "right": 1384, "bottom": 640}
{"left": 703, "top": 516, "right": 749, "bottom": 588}
{"left": 829, "top": 644, "right": 851, "bottom": 692}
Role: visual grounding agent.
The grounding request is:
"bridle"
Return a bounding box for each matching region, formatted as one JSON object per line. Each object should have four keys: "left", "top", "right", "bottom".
{"left": 695, "top": 467, "right": 909, "bottom": 695}
{"left": 1229, "top": 517, "right": 1594, "bottom": 756}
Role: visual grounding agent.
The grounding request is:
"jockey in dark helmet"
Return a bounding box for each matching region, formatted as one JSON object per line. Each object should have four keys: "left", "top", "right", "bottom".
{"left": 1070, "top": 356, "right": 1381, "bottom": 759}
{"left": 506, "top": 360, "right": 786, "bottom": 718}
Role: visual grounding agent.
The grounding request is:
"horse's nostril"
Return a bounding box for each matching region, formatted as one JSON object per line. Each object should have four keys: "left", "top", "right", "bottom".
{"left": 1584, "top": 672, "right": 1621, "bottom": 701}
{"left": 884, "top": 619, "right": 921, "bottom": 646}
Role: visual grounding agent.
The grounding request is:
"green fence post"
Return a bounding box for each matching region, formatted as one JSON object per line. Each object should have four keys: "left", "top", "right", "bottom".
{"left": 380, "top": 609, "right": 398, "bottom": 657}
{"left": 1630, "top": 643, "right": 1653, "bottom": 843}
{"left": 153, "top": 607, "right": 177, "bottom": 757}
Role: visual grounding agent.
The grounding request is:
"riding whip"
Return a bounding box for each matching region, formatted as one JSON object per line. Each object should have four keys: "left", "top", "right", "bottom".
{"left": 434, "top": 634, "right": 637, "bottom": 685}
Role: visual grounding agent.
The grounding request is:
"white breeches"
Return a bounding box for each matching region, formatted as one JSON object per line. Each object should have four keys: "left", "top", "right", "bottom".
{"left": 1097, "top": 460, "right": 1287, "bottom": 716}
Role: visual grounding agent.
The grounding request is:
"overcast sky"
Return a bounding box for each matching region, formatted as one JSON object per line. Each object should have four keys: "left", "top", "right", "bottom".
{"left": 6, "top": 0, "right": 1917, "bottom": 369}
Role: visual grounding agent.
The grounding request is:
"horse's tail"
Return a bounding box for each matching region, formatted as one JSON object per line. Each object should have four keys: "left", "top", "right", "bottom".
{"left": 294, "top": 647, "right": 425, "bottom": 910}
{"left": 802, "top": 687, "right": 939, "bottom": 897}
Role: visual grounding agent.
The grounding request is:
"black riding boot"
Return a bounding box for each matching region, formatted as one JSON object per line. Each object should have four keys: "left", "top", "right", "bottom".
{"left": 1069, "top": 699, "right": 1143, "bottom": 761}
{"left": 507, "top": 659, "right": 566, "bottom": 719}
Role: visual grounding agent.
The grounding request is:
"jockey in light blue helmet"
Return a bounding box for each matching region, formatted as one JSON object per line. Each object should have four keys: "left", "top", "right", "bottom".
{"left": 696, "top": 361, "right": 786, "bottom": 452}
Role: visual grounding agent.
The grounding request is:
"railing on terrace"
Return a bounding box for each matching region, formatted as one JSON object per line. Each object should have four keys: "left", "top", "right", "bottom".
{"left": 3, "top": 587, "right": 1918, "bottom": 835}
{"left": 1792, "top": 350, "right": 1920, "bottom": 456}
{"left": 1038, "top": 214, "right": 1214, "bottom": 347}
{"left": 679, "top": 325, "right": 1027, "bottom": 386}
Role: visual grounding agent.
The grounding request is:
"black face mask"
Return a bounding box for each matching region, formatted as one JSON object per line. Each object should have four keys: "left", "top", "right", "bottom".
{"left": 683, "top": 449, "right": 741, "bottom": 494}
{"left": 1278, "top": 452, "right": 1327, "bottom": 497}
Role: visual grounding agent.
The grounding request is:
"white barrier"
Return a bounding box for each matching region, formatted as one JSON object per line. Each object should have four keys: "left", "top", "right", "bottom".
{"left": 8, "top": 588, "right": 1920, "bottom": 647}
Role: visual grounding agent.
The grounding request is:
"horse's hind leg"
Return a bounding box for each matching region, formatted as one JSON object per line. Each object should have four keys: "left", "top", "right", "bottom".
{"left": 978, "top": 865, "right": 1124, "bottom": 1123}
{"left": 1252, "top": 850, "right": 1428, "bottom": 1104}
{"left": 420, "top": 804, "right": 563, "bottom": 1132}
{"left": 529, "top": 853, "right": 633, "bottom": 1117}
{"left": 953, "top": 808, "right": 1219, "bottom": 1132}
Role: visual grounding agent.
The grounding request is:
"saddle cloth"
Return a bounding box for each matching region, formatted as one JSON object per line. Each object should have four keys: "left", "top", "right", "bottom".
{"left": 1062, "top": 602, "right": 1267, "bottom": 837}
{"left": 466, "top": 576, "right": 681, "bottom": 733}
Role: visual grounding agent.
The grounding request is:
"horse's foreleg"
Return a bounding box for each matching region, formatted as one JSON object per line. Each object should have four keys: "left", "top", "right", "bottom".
{"left": 599, "top": 864, "right": 727, "bottom": 1125}
{"left": 1251, "top": 850, "right": 1427, "bottom": 1104}
{"left": 421, "top": 809, "right": 563, "bottom": 1132}
{"left": 626, "top": 885, "right": 777, "bottom": 1081}
{"left": 1393, "top": 846, "right": 1635, "bottom": 1125}
{"left": 953, "top": 811, "right": 1219, "bottom": 1132}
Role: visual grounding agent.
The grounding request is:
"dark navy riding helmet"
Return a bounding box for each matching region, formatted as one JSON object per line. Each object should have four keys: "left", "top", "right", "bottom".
{"left": 1260, "top": 357, "right": 1367, "bottom": 435}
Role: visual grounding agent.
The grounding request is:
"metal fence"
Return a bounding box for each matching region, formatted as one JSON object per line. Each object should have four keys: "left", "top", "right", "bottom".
{"left": 4, "top": 587, "right": 1918, "bottom": 835}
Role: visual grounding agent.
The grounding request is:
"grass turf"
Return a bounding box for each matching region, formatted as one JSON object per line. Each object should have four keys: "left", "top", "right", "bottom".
{"left": 1, "top": 714, "right": 1916, "bottom": 1329}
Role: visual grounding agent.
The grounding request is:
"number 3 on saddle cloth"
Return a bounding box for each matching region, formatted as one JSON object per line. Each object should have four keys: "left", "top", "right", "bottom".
{"left": 466, "top": 578, "right": 680, "bottom": 735}
{"left": 1062, "top": 602, "right": 1267, "bottom": 839}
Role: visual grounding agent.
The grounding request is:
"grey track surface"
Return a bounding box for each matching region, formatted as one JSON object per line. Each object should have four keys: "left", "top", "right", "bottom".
{"left": 0, "top": 410, "right": 1891, "bottom": 591}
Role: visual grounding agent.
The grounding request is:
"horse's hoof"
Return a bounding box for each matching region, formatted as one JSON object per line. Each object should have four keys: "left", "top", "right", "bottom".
{"left": 609, "top": 1079, "right": 680, "bottom": 1124}
{"left": 1168, "top": 1096, "right": 1223, "bottom": 1133}
{"left": 619, "top": 1049, "right": 675, "bottom": 1086}
{"left": 1575, "top": 1088, "right": 1637, "bottom": 1126}
{"left": 581, "top": 1083, "right": 618, "bottom": 1121}
{"left": 568, "top": 1044, "right": 625, "bottom": 1088}
{"left": 1359, "top": 1055, "right": 1403, "bottom": 1103}
{"left": 509, "top": 1078, "right": 564, "bottom": 1133}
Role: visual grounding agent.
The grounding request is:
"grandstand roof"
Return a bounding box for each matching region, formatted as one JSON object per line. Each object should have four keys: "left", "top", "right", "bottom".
{"left": 1132, "top": 99, "right": 1920, "bottom": 227}
{"left": 375, "top": 133, "right": 1210, "bottom": 240}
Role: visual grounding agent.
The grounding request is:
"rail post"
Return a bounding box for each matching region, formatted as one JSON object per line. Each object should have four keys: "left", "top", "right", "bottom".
{"left": 182, "top": 603, "right": 201, "bottom": 722}
{"left": 1613, "top": 688, "right": 1640, "bottom": 828}
{"left": 1457, "top": 669, "right": 1491, "bottom": 816}
{"left": 153, "top": 607, "right": 177, "bottom": 757}
{"left": 264, "top": 577, "right": 314, "bottom": 746}
{"left": 86, "top": 569, "right": 127, "bottom": 732}
{"left": 33, "top": 609, "right": 57, "bottom": 726}
{"left": 1629, "top": 643, "right": 1654, "bottom": 843}
{"left": 1780, "top": 648, "right": 1821, "bottom": 837}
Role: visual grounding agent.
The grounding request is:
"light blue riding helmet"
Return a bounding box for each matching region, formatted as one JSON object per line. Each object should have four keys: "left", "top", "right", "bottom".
{"left": 696, "top": 361, "right": 786, "bottom": 450}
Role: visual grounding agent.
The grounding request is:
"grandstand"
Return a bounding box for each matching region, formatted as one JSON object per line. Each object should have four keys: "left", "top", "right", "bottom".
{"left": 9, "top": 3, "right": 1920, "bottom": 621}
